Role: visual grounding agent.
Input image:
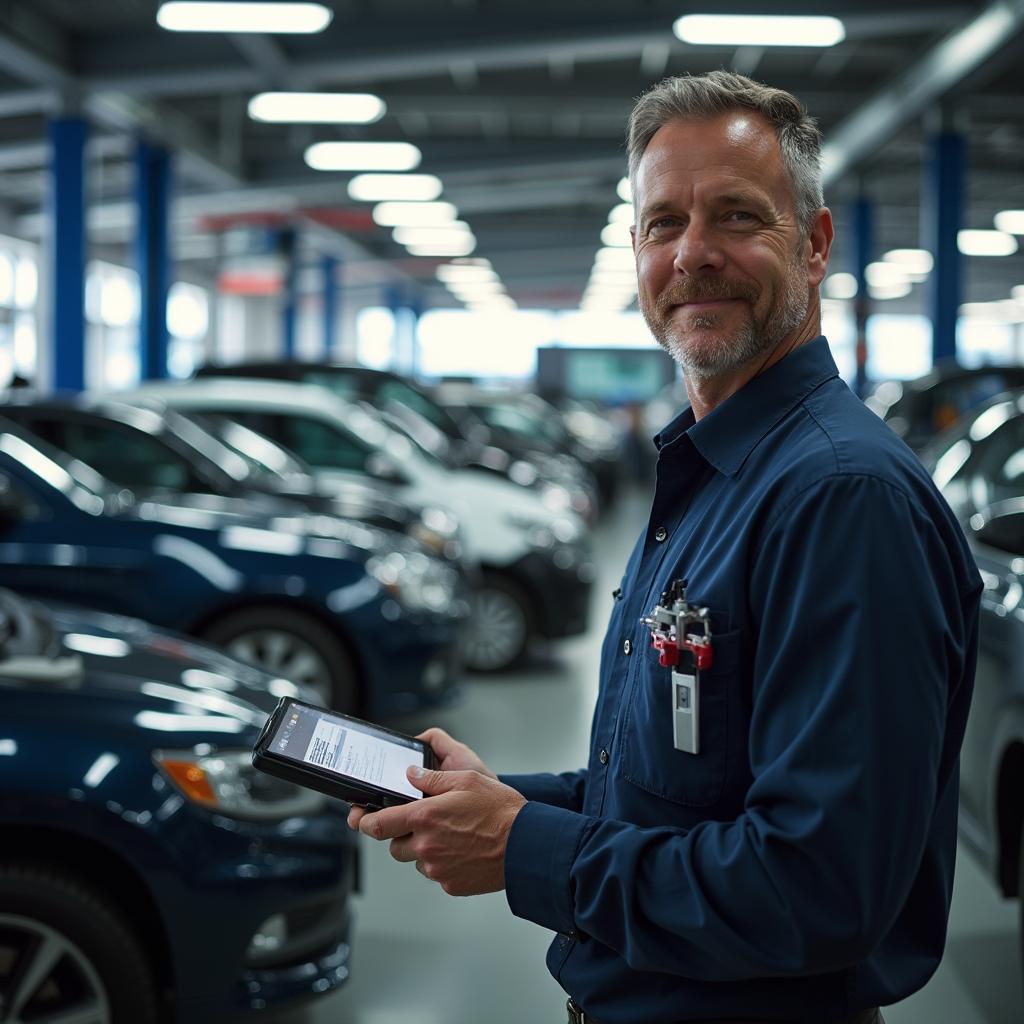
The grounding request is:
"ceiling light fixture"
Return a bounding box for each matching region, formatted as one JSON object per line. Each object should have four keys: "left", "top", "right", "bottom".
{"left": 372, "top": 201, "right": 457, "bottom": 227}
{"left": 347, "top": 174, "right": 443, "bottom": 202}
{"left": 994, "top": 210, "right": 1024, "bottom": 235}
{"left": 616, "top": 177, "right": 632, "bottom": 202}
{"left": 157, "top": 2, "right": 332, "bottom": 33}
{"left": 823, "top": 273, "right": 858, "bottom": 299}
{"left": 392, "top": 223, "right": 472, "bottom": 246}
{"left": 248, "top": 92, "right": 384, "bottom": 124}
{"left": 406, "top": 238, "right": 477, "bottom": 257}
{"left": 305, "top": 141, "right": 420, "bottom": 172}
{"left": 608, "top": 203, "right": 635, "bottom": 225}
{"left": 883, "top": 249, "right": 934, "bottom": 275}
{"left": 436, "top": 264, "right": 495, "bottom": 283}
{"left": 595, "top": 247, "right": 635, "bottom": 268}
{"left": 673, "top": 14, "right": 845, "bottom": 47}
{"left": 600, "top": 222, "right": 632, "bottom": 247}
{"left": 958, "top": 230, "right": 1018, "bottom": 257}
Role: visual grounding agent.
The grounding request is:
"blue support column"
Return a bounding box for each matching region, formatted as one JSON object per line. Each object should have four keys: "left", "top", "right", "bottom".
{"left": 135, "top": 141, "right": 171, "bottom": 380}
{"left": 322, "top": 255, "right": 338, "bottom": 358}
{"left": 279, "top": 228, "right": 298, "bottom": 358}
{"left": 924, "top": 129, "right": 965, "bottom": 366}
{"left": 852, "top": 195, "right": 873, "bottom": 398}
{"left": 48, "top": 118, "right": 87, "bottom": 392}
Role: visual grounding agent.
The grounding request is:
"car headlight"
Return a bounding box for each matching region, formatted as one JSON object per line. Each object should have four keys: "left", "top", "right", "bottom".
{"left": 154, "top": 748, "right": 327, "bottom": 821}
{"left": 366, "top": 550, "right": 460, "bottom": 614}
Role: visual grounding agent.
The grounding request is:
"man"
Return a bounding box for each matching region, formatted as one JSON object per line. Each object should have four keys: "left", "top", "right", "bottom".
{"left": 350, "top": 71, "right": 981, "bottom": 1024}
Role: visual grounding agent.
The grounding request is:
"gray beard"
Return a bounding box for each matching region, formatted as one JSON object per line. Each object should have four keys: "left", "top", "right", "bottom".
{"left": 643, "top": 259, "right": 810, "bottom": 384}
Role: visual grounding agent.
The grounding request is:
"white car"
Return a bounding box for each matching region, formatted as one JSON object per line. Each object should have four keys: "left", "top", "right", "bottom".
{"left": 119, "top": 379, "right": 595, "bottom": 672}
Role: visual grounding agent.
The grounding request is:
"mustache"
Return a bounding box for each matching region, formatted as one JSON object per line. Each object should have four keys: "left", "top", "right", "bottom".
{"left": 654, "top": 278, "right": 758, "bottom": 315}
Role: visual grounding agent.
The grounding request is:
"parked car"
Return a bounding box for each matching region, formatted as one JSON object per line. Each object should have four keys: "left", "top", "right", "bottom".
{"left": 0, "top": 587, "right": 356, "bottom": 1023}
{"left": 866, "top": 363, "right": 1024, "bottom": 453}
{"left": 922, "top": 392, "right": 1024, "bottom": 973}
{"left": 194, "top": 359, "right": 597, "bottom": 519}
{"left": 0, "top": 418, "right": 466, "bottom": 713}
{"left": 122, "top": 378, "right": 595, "bottom": 672}
{"left": 0, "top": 394, "right": 465, "bottom": 566}
{"left": 435, "top": 384, "right": 617, "bottom": 508}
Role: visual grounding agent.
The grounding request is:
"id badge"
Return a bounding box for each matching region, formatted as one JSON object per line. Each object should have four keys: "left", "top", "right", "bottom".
{"left": 672, "top": 667, "right": 700, "bottom": 754}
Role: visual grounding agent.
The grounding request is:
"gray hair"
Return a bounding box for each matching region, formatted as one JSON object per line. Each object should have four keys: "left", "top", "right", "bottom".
{"left": 627, "top": 70, "right": 824, "bottom": 235}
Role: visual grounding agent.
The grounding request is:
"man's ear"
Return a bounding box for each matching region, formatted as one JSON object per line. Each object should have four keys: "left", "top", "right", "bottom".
{"left": 806, "top": 207, "right": 834, "bottom": 287}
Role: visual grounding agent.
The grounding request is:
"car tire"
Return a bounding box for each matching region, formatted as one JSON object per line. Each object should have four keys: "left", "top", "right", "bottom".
{"left": 0, "top": 862, "right": 160, "bottom": 1024}
{"left": 203, "top": 606, "right": 360, "bottom": 711}
{"left": 463, "top": 571, "right": 533, "bottom": 673}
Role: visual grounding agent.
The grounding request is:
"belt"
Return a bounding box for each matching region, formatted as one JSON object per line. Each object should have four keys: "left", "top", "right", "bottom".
{"left": 566, "top": 999, "right": 884, "bottom": 1024}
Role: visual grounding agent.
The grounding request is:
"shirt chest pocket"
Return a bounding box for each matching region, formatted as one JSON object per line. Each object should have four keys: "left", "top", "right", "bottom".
{"left": 619, "top": 627, "right": 742, "bottom": 808}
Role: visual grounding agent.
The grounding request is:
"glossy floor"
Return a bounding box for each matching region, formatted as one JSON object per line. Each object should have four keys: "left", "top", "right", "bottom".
{"left": 279, "top": 487, "right": 1022, "bottom": 1024}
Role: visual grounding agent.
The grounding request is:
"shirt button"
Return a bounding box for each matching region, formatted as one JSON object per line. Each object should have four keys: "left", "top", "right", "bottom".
{"left": 599, "top": 748, "right": 609, "bottom": 765}
{"left": 622, "top": 638, "right": 632, "bottom": 655}
{"left": 654, "top": 526, "right": 668, "bottom": 542}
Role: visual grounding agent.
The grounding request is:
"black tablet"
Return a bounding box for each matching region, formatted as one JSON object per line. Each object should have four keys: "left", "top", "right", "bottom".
{"left": 253, "top": 697, "right": 438, "bottom": 809}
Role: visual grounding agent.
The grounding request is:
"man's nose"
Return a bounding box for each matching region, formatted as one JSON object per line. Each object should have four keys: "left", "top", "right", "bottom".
{"left": 672, "top": 222, "right": 726, "bottom": 276}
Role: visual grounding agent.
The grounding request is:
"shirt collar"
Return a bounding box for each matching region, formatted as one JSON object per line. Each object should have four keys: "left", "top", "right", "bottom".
{"left": 654, "top": 336, "right": 840, "bottom": 477}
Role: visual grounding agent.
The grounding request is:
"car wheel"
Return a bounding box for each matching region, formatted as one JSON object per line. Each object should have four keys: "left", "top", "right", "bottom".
{"left": 0, "top": 862, "right": 159, "bottom": 1024}
{"left": 203, "top": 607, "right": 359, "bottom": 711}
{"left": 463, "top": 572, "right": 533, "bottom": 672}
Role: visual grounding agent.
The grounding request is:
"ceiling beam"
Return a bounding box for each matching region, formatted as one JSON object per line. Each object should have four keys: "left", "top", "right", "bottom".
{"left": 821, "top": 0, "right": 1024, "bottom": 186}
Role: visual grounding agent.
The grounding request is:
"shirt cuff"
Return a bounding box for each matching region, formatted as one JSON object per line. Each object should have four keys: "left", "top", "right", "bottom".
{"left": 504, "top": 800, "right": 591, "bottom": 935}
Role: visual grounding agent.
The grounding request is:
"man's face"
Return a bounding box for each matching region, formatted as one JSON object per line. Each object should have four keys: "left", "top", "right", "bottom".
{"left": 632, "top": 112, "right": 820, "bottom": 381}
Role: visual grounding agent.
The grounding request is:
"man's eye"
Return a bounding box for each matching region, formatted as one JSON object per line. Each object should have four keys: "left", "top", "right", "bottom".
{"left": 726, "top": 211, "right": 756, "bottom": 223}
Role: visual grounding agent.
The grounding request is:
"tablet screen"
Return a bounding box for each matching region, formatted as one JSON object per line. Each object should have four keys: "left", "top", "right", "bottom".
{"left": 269, "top": 701, "right": 424, "bottom": 799}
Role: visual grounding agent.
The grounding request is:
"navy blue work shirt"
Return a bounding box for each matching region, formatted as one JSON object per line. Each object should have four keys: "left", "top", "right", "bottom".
{"left": 501, "top": 337, "right": 982, "bottom": 1024}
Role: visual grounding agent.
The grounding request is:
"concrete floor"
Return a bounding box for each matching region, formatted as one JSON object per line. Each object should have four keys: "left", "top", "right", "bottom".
{"left": 280, "top": 487, "right": 1023, "bottom": 1024}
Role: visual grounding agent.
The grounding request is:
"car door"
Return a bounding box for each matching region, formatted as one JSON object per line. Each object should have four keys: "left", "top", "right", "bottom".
{"left": 963, "top": 507, "right": 1024, "bottom": 852}
{"left": 0, "top": 448, "right": 153, "bottom": 615}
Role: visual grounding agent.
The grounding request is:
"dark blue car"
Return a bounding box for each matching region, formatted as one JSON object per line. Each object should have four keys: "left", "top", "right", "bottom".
{"left": 0, "top": 419, "right": 465, "bottom": 715}
{"left": 0, "top": 588, "right": 356, "bottom": 1023}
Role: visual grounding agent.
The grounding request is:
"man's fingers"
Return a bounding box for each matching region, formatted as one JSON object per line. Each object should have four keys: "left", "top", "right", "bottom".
{"left": 358, "top": 805, "right": 416, "bottom": 842}
{"left": 388, "top": 836, "right": 417, "bottom": 863}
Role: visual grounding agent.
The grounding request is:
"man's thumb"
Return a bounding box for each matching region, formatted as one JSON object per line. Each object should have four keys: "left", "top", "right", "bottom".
{"left": 407, "top": 765, "right": 455, "bottom": 793}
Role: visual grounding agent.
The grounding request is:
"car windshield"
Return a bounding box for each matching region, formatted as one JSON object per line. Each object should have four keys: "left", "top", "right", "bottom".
{"left": 0, "top": 425, "right": 121, "bottom": 513}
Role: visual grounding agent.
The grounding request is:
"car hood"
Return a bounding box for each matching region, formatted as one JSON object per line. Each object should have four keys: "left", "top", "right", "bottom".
{"left": 0, "top": 598, "right": 313, "bottom": 729}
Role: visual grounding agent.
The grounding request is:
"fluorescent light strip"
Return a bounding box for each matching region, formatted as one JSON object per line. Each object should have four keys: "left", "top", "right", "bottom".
{"left": 436, "top": 265, "right": 495, "bottom": 283}
{"left": 958, "top": 230, "right": 1018, "bottom": 257}
{"left": 373, "top": 201, "right": 457, "bottom": 227}
{"left": 157, "top": 2, "right": 332, "bottom": 33}
{"left": 616, "top": 177, "right": 632, "bottom": 202}
{"left": 407, "top": 238, "right": 476, "bottom": 257}
{"left": 305, "top": 141, "right": 420, "bottom": 172}
{"left": 393, "top": 223, "right": 471, "bottom": 246}
{"left": 348, "top": 174, "right": 443, "bottom": 202}
{"left": 249, "top": 92, "right": 384, "bottom": 124}
{"left": 995, "top": 210, "right": 1024, "bottom": 235}
{"left": 883, "top": 248, "right": 933, "bottom": 274}
{"left": 595, "top": 247, "right": 635, "bottom": 267}
{"left": 608, "top": 203, "right": 635, "bottom": 225}
{"left": 673, "top": 14, "right": 844, "bottom": 47}
{"left": 600, "top": 223, "right": 632, "bottom": 247}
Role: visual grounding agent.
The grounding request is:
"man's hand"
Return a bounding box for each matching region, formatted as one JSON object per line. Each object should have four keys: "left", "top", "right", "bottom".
{"left": 355, "top": 766, "right": 526, "bottom": 897}
{"left": 347, "top": 727, "right": 495, "bottom": 831}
